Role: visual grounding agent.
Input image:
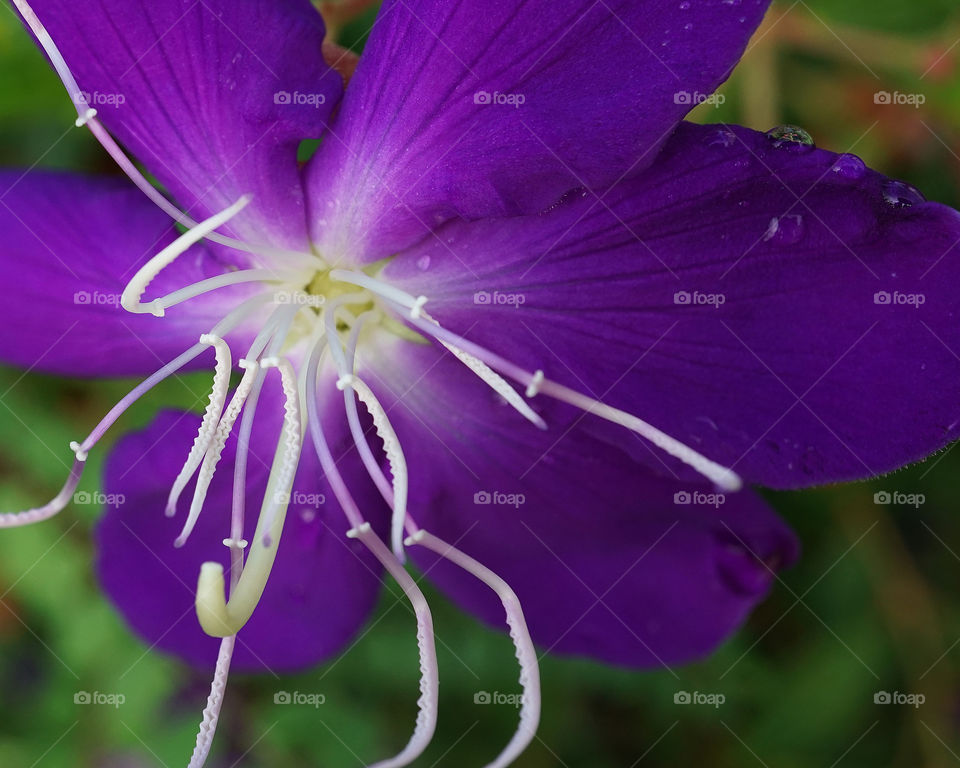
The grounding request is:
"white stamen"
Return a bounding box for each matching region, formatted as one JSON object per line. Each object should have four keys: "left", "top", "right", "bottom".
{"left": 74, "top": 107, "right": 96, "bottom": 128}
{"left": 166, "top": 335, "right": 232, "bottom": 518}
{"left": 410, "top": 295, "right": 428, "bottom": 319}
{"left": 394, "top": 304, "right": 743, "bottom": 492}
{"left": 407, "top": 530, "right": 540, "bottom": 768}
{"left": 525, "top": 370, "right": 544, "bottom": 398}
{"left": 329, "top": 270, "right": 545, "bottom": 430}
{"left": 338, "top": 373, "right": 409, "bottom": 561}
{"left": 348, "top": 523, "right": 439, "bottom": 768}
{"left": 179, "top": 360, "right": 259, "bottom": 545}
{"left": 149, "top": 268, "right": 306, "bottom": 316}
{"left": 186, "top": 635, "right": 235, "bottom": 768}
{"left": 194, "top": 355, "right": 301, "bottom": 637}
{"left": 69, "top": 441, "right": 88, "bottom": 462}
{"left": 121, "top": 195, "right": 252, "bottom": 317}
{"left": 222, "top": 538, "right": 248, "bottom": 550}
{"left": 335, "top": 373, "right": 357, "bottom": 391}
{"left": 441, "top": 342, "right": 547, "bottom": 430}
{"left": 255, "top": 357, "right": 303, "bottom": 545}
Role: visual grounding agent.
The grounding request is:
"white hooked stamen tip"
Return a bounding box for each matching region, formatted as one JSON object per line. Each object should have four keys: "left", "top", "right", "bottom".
{"left": 410, "top": 295, "right": 428, "bottom": 319}
{"left": 404, "top": 530, "right": 426, "bottom": 547}
{"left": 525, "top": 370, "right": 544, "bottom": 398}
{"left": 69, "top": 441, "right": 88, "bottom": 462}
{"left": 74, "top": 107, "right": 96, "bottom": 127}
{"left": 238, "top": 358, "right": 257, "bottom": 370}
{"left": 260, "top": 356, "right": 280, "bottom": 369}
{"left": 121, "top": 194, "right": 252, "bottom": 316}
{"left": 336, "top": 374, "right": 358, "bottom": 391}
{"left": 222, "top": 538, "right": 249, "bottom": 550}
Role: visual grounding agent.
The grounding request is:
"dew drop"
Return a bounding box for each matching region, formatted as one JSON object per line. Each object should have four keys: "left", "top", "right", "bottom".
{"left": 831, "top": 153, "right": 866, "bottom": 180}
{"left": 763, "top": 214, "right": 805, "bottom": 245}
{"left": 882, "top": 179, "right": 925, "bottom": 208}
{"left": 416, "top": 254, "right": 431, "bottom": 271}
{"left": 679, "top": 0, "right": 691, "bottom": 8}
{"left": 766, "top": 124, "right": 815, "bottom": 153}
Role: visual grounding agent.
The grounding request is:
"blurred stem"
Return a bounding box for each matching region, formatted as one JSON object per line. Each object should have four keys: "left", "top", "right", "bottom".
{"left": 834, "top": 488, "right": 953, "bottom": 768}
{"left": 738, "top": 11, "right": 781, "bottom": 130}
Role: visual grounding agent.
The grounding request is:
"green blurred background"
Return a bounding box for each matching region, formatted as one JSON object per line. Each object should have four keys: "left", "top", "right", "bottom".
{"left": 2, "top": 1, "right": 960, "bottom": 766}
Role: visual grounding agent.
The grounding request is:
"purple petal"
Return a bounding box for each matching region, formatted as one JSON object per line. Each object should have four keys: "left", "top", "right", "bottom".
{"left": 96, "top": 375, "right": 387, "bottom": 672}
{"left": 28, "top": 0, "right": 340, "bottom": 249}
{"left": 363, "top": 341, "right": 797, "bottom": 666}
{"left": 305, "top": 0, "right": 770, "bottom": 261}
{"left": 0, "top": 171, "right": 256, "bottom": 377}
{"left": 380, "top": 122, "right": 960, "bottom": 489}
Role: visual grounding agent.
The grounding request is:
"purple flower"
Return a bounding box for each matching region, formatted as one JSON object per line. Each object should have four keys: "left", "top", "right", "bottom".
{"left": 3, "top": 0, "right": 959, "bottom": 765}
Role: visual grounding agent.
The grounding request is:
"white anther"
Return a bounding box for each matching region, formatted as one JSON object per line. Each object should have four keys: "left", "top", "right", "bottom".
{"left": 167, "top": 335, "right": 232, "bottom": 519}
{"left": 222, "top": 538, "right": 249, "bottom": 550}
{"left": 336, "top": 374, "right": 358, "bottom": 391}
{"left": 121, "top": 194, "right": 252, "bottom": 317}
{"left": 410, "top": 295, "right": 428, "bottom": 319}
{"left": 74, "top": 107, "right": 96, "bottom": 128}
{"left": 410, "top": 530, "right": 541, "bottom": 768}
{"left": 180, "top": 361, "right": 260, "bottom": 545}
{"left": 346, "top": 522, "right": 370, "bottom": 539}
{"left": 341, "top": 375, "right": 410, "bottom": 561}
{"left": 525, "top": 370, "right": 545, "bottom": 398}
{"left": 69, "top": 441, "right": 88, "bottom": 462}
{"left": 252, "top": 356, "right": 303, "bottom": 546}
{"left": 441, "top": 342, "right": 546, "bottom": 429}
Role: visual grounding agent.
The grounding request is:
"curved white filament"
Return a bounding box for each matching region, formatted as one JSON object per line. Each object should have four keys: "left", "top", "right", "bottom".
{"left": 167, "top": 335, "right": 233, "bottom": 518}
{"left": 121, "top": 196, "right": 252, "bottom": 317}
{"left": 407, "top": 530, "right": 541, "bottom": 768}
{"left": 194, "top": 358, "right": 300, "bottom": 637}
{"left": 348, "top": 523, "right": 438, "bottom": 768}
{"left": 186, "top": 635, "right": 236, "bottom": 768}
{"left": 179, "top": 360, "right": 260, "bottom": 544}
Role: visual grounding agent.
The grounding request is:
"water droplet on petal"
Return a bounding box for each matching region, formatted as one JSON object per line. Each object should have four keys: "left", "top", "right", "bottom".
{"left": 679, "top": 0, "right": 691, "bottom": 9}
{"left": 766, "top": 124, "right": 815, "bottom": 153}
{"left": 763, "top": 214, "right": 805, "bottom": 245}
{"left": 831, "top": 153, "right": 866, "bottom": 180}
{"left": 683, "top": 22, "right": 693, "bottom": 30}
{"left": 706, "top": 128, "right": 736, "bottom": 148}
{"left": 882, "top": 179, "right": 925, "bottom": 208}
{"left": 416, "top": 255, "right": 431, "bottom": 271}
